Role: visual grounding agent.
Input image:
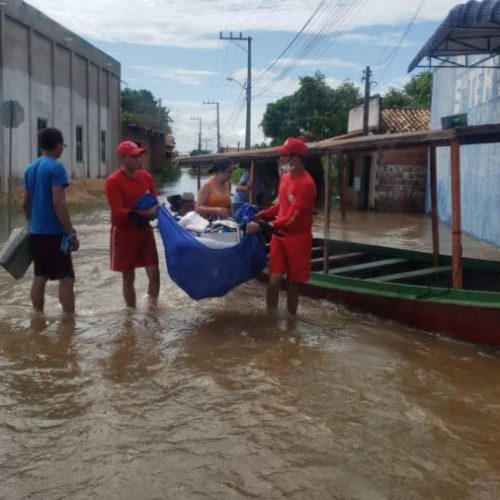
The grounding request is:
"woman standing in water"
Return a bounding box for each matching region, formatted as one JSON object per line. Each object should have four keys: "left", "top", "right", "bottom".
{"left": 195, "top": 158, "right": 234, "bottom": 219}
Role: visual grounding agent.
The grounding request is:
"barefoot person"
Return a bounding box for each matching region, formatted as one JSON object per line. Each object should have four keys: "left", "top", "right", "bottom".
{"left": 246, "top": 137, "right": 317, "bottom": 314}
{"left": 105, "top": 140, "right": 160, "bottom": 308}
{"left": 22, "top": 128, "right": 79, "bottom": 314}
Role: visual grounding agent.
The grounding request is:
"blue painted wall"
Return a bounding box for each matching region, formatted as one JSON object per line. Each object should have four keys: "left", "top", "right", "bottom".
{"left": 431, "top": 61, "right": 500, "bottom": 247}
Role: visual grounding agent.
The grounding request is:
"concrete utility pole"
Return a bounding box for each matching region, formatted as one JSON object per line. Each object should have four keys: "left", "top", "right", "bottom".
{"left": 220, "top": 31, "right": 252, "bottom": 150}
{"left": 190, "top": 116, "right": 202, "bottom": 151}
{"left": 203, "top": 100, "right": 221, "bottom": 153}
{"left": 360, "top": 66, "right": 373, "bottom": 210}
{"left": 362, "top": 66, "right": 372, "bottom": 136}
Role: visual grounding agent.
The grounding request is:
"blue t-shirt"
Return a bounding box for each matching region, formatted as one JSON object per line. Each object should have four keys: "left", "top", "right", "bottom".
{"left": 233, "top": 171, "right": 263, "bottom": 204}
{"left": 24, "top": 156, "right": 69, "bottom": 234}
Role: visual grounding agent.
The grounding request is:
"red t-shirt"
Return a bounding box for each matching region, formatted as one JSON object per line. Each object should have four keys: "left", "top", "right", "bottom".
{"left": 105, "top": 168, "right": 158, "bottom": 229}
{"left": 261, "top": 169, "right": 317, "bottom": 234}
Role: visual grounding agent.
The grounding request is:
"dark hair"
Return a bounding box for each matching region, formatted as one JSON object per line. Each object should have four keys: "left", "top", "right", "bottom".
{"left": 39, "top": 128, "right": 64, "bottom": 151}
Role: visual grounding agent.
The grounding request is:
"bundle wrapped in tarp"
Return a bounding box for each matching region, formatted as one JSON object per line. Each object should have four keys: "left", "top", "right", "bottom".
{"left": 157, "top": 207, "right": 267, "bottom": 300}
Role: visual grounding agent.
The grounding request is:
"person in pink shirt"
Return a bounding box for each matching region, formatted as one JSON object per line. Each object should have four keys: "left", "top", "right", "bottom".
{"left": 246, "top": 137, "right": 317, "bottom": 314}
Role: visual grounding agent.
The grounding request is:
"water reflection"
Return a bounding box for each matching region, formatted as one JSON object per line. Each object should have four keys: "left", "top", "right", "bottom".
{"left": 101, "top": 313, "right": 164, "bottom": 384}
{"left": 0, "top": 314, "right": 84, "bottom": 422}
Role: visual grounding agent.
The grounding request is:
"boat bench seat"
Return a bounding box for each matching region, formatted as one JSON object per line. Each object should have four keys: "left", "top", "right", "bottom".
{"left": 368, "top": 265, "right": 452, "bottom": 283}
{"left": 312, "top": 252, "right": 364, "bottom": 267}
{"left": 329, "top": 258, "right": 408, "bottom": 275}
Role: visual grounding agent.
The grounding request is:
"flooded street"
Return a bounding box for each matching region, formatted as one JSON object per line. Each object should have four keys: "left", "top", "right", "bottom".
{"left": 1, "top": 172, "right": 500, "bottom": 499}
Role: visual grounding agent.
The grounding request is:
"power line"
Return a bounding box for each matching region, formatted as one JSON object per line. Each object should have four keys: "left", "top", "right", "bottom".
{"left": 376, "top": 0, "right": 427, "bottom": 86}
{"left": 253, "top": 0, "right": 364, "bottom": 97}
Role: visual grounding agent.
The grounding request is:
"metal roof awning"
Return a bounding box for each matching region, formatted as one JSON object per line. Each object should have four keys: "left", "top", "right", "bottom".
{"left": 176, "top": 123, "right": 500, "bottom": 166}
{"left": 408, "top": 0, "right": 500, "bottom": 72}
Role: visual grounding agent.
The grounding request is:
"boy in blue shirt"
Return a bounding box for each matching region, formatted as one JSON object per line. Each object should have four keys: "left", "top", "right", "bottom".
{"left": 22, "top": 128, "right": 79, "bottom": 314}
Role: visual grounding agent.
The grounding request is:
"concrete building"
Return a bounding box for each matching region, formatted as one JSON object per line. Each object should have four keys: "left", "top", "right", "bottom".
{"left": 0, "top": 0, "right": 121, "bottom": 192}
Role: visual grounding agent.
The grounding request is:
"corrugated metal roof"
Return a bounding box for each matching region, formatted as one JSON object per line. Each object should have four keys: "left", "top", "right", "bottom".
{"left": 408, "top": 0, "right": 500, "bottom": 72}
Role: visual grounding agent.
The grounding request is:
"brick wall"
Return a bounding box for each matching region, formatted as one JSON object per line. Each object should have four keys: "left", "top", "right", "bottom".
{"left": 121, "top": 125, "right": 166, "bottom": 172}
{"left": 374, "top": 148, "right": 427, "bottom": 212}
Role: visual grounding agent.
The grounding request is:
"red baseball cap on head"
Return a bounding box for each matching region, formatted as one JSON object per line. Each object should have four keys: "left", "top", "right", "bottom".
{"left": 116, "top": 140, "right": 146, "bottom": 157}
{"left": 275, "top": 137, "right": 308, "bottom": 156}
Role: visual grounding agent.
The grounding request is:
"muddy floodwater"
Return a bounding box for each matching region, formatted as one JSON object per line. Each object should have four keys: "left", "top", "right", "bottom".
{"left": 1, "top": 172, "right": 500, "bottom": 499}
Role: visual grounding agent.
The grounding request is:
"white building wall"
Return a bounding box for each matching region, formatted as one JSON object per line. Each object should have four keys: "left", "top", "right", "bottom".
{"left": 431, "top": 58, "right": 500, "bottom": 247}
{"left": 0, "top": 0, "right": 121, "bottom": 191}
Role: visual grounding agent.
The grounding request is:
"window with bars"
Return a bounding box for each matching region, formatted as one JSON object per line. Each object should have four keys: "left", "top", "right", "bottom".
{"left": 37, "top": 118, "right": 48, "bottom": 156}
{"left": 100, "top": 131, "right": 107, "bottom": 162}
{"left": 76, "top": 126, "right": 83, "bottom": 162}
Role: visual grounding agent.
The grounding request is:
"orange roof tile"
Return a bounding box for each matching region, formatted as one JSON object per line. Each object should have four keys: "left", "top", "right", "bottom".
{"left": 381, "top": 108, "right": 430, "bottom": 134}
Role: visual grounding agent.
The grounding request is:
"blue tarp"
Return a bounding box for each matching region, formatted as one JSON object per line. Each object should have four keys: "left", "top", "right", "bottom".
{"left": 157, "top": 207, "right": 267, "bottom": 300}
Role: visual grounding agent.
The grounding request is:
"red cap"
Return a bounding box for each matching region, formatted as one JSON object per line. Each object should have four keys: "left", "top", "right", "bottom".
{"left": 275, "top": 137, "right": 308, "bottom": 156}
{"left": 116, "top": 140, "right": 146, "bottom": 157}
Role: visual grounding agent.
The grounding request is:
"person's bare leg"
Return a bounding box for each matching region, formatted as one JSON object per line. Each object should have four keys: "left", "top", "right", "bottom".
{"left": 122, "top": 270, "right": 136, "bottom": 308}
{"left": 58, "top": 277, "right": 75, "bottom": 313}
{"left": 266, "top": 273, "right": 283, "bottom": 311}
{"left": 145, "top": 264, "right": 160, "bottom": 306}
{"left": 31, "top": 276, "right": 48, "bottom": 312}
{"left": 286, "top": 281, "right": 300, "bottom": 315}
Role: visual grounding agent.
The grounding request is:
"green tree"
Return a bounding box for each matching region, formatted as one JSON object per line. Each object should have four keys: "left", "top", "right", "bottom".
{"left": 382, "top": 71, "right": 433, "bottom": 109}
{"left": 260, "top": 71, "right": 361, "bottom": 144}
{"left": 121, "top": 88, "right": 173, "bottom": 133}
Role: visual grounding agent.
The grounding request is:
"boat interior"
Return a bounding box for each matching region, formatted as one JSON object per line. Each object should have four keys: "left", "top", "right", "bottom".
{"left": 309, "top": 239, "right": 500, "bottom": 293}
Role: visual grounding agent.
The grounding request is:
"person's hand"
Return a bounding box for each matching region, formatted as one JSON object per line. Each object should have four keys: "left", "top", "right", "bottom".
{"left": 245, "top": 221, "right": 260, "bottom": 234}
{"left": 217, "top": 207, "right": 229, "bottom": 217}
{"left": 255, "top": 210, "right": 264, "bottom": 220}
{"left": 71, "top": 235, "right": 80, "bottom": 252}
{"left": 139, "top": 204, "right": 160, "bottom": 219}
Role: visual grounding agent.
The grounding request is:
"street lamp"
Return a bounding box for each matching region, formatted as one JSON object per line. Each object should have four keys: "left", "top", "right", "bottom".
{"left": 189, "top": 116, "right": 202, "bottom": 152}
{"left": 226, "top": 77, "right": 250, "bottom": 149}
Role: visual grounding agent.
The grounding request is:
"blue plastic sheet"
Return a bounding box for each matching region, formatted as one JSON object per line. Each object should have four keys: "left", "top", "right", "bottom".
{"left": 157, "top": 207, "right": 267, "bottom": 300}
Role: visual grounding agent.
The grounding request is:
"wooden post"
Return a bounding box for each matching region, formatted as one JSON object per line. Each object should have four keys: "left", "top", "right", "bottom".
{"left": 338, "top": 153, "right": 347, "bottom": 220}
{"left": 429, "top": 147, "right": 440, "bottom": 267}
{"left": 249, "top": 160, "right": 256, "bottom": 205}
{"left": 450, "top": 140, "right": 463, "bottom": 289}
{"left": 322, "top": 154, "right": 331, "bottom": 273}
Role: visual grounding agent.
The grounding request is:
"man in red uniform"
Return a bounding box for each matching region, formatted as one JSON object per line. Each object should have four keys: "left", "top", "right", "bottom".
{"left": 246, "top": 137, "right": 317, "bottom": 314}
{"left": 105, "top": 140, "right": 160, "bottom": 308}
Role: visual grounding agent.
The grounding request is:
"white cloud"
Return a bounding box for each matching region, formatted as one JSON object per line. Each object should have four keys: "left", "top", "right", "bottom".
{"left": 131, "top": 65, "right": 218, "bottom": 86}
{"left": 336, "top": 32, "right": 414, "bottom": 48}
{"left": 275, "top": 57, "right": 362, "bottom": 70}
{"left": 27, "top": 0, "right": 460, "bottom": 49}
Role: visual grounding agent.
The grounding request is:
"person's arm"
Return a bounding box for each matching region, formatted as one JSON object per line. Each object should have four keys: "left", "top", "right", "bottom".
{"left": 195, "top": 181, "right": 229, "bottom": 217}
{"left": 52, "top": 186, "right": 75, "bottom": 234}
{"left": 258, "top": 202, "right": 280, "bottom": 219}
{"left": 105, "top": 178, "right": 131, "bottom": 224}
{"left": 270, "top": 184, "right": 315, "bottom": 230}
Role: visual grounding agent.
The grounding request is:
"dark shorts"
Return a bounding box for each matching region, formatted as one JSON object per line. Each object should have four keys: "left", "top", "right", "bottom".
{"left": 31, "top": 234, "right": 75, "bottom": 280}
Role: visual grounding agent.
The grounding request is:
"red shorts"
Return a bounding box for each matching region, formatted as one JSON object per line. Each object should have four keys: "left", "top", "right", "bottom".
{"left": 268, "top": 231, "right": 312, "bottom": 283}
{"left": 110, "top": 225, "right": 159, "bottom": 273}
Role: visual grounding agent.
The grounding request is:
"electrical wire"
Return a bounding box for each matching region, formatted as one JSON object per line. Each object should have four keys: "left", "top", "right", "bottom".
{"left": 376, "top": 0, "right": 427, "bottom": 86}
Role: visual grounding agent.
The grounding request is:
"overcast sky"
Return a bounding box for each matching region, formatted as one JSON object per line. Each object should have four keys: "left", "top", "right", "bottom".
{"left": 28, "top": 0, "right": 462, "bottom": 154}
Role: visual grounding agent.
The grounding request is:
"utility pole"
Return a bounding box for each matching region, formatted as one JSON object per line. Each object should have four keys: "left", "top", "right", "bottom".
{"left": 361, "top": 66, "right": 372, "bottom": 210}
{"left": 220, "top": 31, "right": 252, "bottom": 149}
{"left": 190, "top": 116, "right": 202, "bottom": 151}
{"left": 362, "top": 66, "right": 372, "bottom": 136}
{"left": 203, "top": 100, "right": 221, "bottom": 153}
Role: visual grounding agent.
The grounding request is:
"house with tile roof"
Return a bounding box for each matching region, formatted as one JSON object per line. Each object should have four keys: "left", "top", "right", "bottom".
{"left": 345, "top": 97, "right": 431, "bottom": 212}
